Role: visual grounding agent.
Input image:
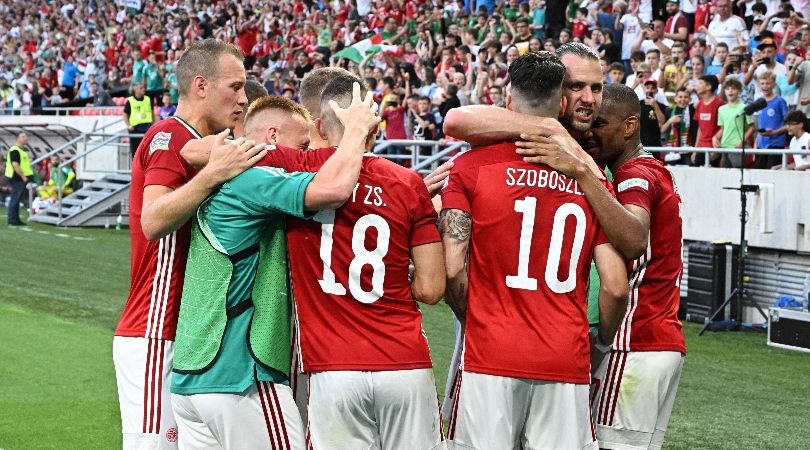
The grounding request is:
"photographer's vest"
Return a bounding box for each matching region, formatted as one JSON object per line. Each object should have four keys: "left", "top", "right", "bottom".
{"left": 173, "top": 210, "right": 291, "bottom": 377}
{"left": 4, "top": 145, "right": 33, "bottom": 178}
{"left": 127, "top": 95, "right": 153, "bottom": 127}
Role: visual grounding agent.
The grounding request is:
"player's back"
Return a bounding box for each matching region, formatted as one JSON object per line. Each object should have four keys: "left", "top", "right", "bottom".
{"left": 118, "top": 117, "right": 200, "bottom": 340}
{"left": 442, "top": 142, "right": 610, "bottom": 385}
{"left": 613, "top": 155, "right": 685, "bottom": 354}
{"left": 270, "top": 150, "right": 438, "bottom": 372}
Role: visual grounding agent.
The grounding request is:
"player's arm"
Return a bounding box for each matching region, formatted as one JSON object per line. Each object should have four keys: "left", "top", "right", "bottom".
{"left": 593, "top": 242, "right": 629, "bottom": 347}
{"left": 141, "top": 131, "right": 267, "bottom": 241}
{"left": 410, "top": 242, "right": 445, "bottom": 305}
{"left": 442, "top": 105, "right": 567, "bottom": 145}
{"left": 179, "top": 134, "right": 219, "bottom": 169}
{"left": 303, "top": 87, "right": 381, "bottom": 210}
{"left": 515, "top": 134, "right": 650, "bottom": 259}
{"left": 439, "top": 208, "right": 471, "bottom": 322}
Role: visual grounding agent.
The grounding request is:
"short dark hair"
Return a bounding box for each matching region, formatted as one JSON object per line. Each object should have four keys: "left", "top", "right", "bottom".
{"left": 785, "top": 110, "right": 806, "bottom": 125}
{"left": 319, "top": 74, "right": 368, "bottom": 133}
{"left": 722, "top": 77, "right": 743, "bottom": 92}
{"left": 556, "top": 42, "right": 599, "bottom": 62}
{"left": 609, "top": 62, "right": 625, "bottom": 73}
{"left": 700, "top": 74, "right": 719, "bottom": 93}
{"left": 299, "top": 67, "right": 353, "bottom": 117}
{"left": 602, "top": 83, "right": 641, "bottom": 120}
{"left": 244, "top": 80, "right": 268, "bottom": 106}
{"left": 508, "top": 51, "right": 566, "bottom": 116}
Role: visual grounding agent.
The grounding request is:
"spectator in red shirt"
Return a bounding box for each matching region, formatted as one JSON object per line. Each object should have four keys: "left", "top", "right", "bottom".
{"left": 692, "top": 74, "right": 724, "bottom": 166}
{"left": 382, "top": 93, "right": 408, "bottom": 139}
{"left": 663, "top": 0, "right": 688, "bottom": 43}
{"left": 571, "top": 8, "right": 590, "bottom": 39}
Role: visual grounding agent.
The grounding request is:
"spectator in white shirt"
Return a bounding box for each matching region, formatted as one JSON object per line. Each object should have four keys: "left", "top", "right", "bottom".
{"left": 707, "top": 0, "right": 749, "bottom": 50}
{"left": 785, "top": 110, "right": 810, "bottom": 170}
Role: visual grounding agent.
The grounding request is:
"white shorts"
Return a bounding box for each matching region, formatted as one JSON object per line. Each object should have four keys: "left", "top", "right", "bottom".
{"left": 441, "top": 320, "right": 464, "bottom": 422}
{"left": 307, "top": 369, "right": 443, "bottom": 450}
{"left": 113, "top": 336, "right": 178, "bottom": 450}
{"left": 448, "top": 371, "right": 597, "bottom": 450}
{"left": 592, "top": 351, "right": 684, "bottom": 450}
{"left": 171, "top": 381, "right": 304, "bottom": 450}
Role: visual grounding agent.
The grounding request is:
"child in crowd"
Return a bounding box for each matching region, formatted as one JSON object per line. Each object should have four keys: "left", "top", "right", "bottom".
{"left": 661, "top": 87, "right": 694, "bottom": 165}
{"left": 755, "top": 71, "right": 789, "bottom": 168}
{"left": 783, "top": 110, "right": 810, "bottom": 170}
{"left": 714, "top": 78, "right": 754, "bottom": 168}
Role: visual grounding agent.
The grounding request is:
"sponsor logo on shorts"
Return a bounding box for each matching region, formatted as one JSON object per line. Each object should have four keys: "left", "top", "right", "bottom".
{"left": 166, "top": 427, "right": 178, "bottom": 443}
{"left": 149, "top": 132, "right": 172, "bottom": 155}
{"left": 617, "top": 178, "right": 649, "bottom": 192}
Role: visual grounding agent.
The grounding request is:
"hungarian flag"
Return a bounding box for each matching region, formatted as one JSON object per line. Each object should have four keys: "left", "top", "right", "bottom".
{"left": 336, "top": 33, "right": 402, "bottom": 63}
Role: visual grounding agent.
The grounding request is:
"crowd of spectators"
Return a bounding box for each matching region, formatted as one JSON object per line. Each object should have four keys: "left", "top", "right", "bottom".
{"left": 1, "top": 0, "right": 810, "bottom": 168}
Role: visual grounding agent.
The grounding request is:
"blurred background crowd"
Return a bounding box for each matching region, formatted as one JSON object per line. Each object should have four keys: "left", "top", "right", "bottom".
{"left": 1, "top": 0, "right": 810, "bottom": 168}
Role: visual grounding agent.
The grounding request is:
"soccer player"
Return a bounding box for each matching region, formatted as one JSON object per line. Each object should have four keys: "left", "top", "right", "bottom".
{"left": 257, "top": 74, "right": 446, "bottom": 450}
{"left": 170, "top": 84, "right": 380, "bottom": 449}
{"left": 515, "top": 83, "right": 686, "bottom": 449}
{"left": 440, "top": 51, "right": 629, "bottom": 449}
{"left": 439, "top": 42, "right": 610, "bottom": 422}
{"left": 113, "top": 40, "right": 266, "bottom": 450}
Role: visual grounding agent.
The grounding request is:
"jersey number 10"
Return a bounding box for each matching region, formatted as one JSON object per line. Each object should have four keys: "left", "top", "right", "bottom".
{"left": 315, "top": 209, "right": 390, "bottom": 304}
{"left": 506, "top": 197, "right": 587, "bottom": 294}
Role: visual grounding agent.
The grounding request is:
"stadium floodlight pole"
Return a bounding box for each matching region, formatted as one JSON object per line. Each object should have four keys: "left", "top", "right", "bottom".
{"left": 699, "top": 111, "right": 769, "bottom": 336}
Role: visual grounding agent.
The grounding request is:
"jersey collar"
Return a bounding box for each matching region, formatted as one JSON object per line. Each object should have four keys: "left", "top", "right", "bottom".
{"left": 171, "top": 116, "right": 203, "bottom": 138}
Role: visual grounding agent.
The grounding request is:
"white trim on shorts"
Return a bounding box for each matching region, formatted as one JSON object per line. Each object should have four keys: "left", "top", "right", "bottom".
{"left": 113, "top": 335, "right": 178, "bottom": 449}
{"left": 593, "top": 350, "right": 684, "bottom": 450}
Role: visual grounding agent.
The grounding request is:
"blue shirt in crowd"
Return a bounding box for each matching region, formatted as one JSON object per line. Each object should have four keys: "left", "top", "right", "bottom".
{"left": 756, "top": 95, "right": 789, "bottom": 149}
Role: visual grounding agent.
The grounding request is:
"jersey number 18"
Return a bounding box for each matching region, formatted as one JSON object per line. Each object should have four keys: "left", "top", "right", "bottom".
{"left": 315, "top": 209, "right": 390, "bottom": 304}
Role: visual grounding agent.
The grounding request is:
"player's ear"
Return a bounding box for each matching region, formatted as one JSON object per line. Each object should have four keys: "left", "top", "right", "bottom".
{"left": 559, "top": 95, "right": 568, "bottom": 117}
{"left": 505, "top": 94, "right": 513, "bottom": 111}
{"left": 314, "top": 117, "right": 328, "bottom": 142}
{"left": 624, "top": 115, "right": 639, "bottom": 139}
{"left": 192, "top": 75, "right": 207, "bottom": 99}
{"left": 265, "top": 127, "right": 278, "bottom": 145}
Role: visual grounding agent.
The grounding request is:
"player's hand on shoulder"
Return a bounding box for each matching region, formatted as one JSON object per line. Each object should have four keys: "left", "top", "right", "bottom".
{"left": 201, "top": 129, "right": 267, "bottom": 187}
{"left": 329, "top": 81, "right": 381, "bottom": 135}
{"left": 423, "top": 160, "right": 454, "bottom": 197}
{"left": 516, "top": 133, "right": 604, "bottom": 180}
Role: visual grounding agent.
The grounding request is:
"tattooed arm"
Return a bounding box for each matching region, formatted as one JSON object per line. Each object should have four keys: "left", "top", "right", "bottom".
{"left": 439, "top": 208, "right": 472, "bottom": 323}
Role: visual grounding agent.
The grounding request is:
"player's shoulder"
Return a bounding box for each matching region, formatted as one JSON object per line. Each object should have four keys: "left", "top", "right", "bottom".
{"left": 452, "top": 141, "right": 517, "bottom": 170}
{"left": 143, "top": 117, "right": 198, "bottom": 153}
{"left": 616, "top": 156, "right": 670, "bottom": 189}
{"left": 363, "top": 154, "right": 424, "bottom": 185}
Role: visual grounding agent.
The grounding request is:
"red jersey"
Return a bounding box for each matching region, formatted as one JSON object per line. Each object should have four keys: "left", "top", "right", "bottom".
{"left": 442, "top": 142, "right": 611, "bottom": 385}
{"left": 694, "top": 4, "right": 710, "bottom": 33}
{"left": 115, "top": 117, "right": 200, "bottom": 340}
{"left": 693, "top": 96, "right": 724, "bottom": 148}
{"left": 259, "top": 148, "right": 438, "bottom": 372}
{"left": 613, "top": 156, "right": 686, "bottom": 354}
{"left": 571, "top": 19, "right": 589, "bottom": 38}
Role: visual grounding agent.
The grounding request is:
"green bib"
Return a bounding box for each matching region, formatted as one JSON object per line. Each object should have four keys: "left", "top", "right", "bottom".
{"left": 173, "top": 208, "right": 292, "bottom": 377}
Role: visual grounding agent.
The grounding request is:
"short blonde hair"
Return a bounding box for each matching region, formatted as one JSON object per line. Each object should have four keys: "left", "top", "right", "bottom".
{"left": 758, "top": 71, "right": 776, "bottom": 82}
{"left": 244, "top": 95, "right": 313, "bottom": 128}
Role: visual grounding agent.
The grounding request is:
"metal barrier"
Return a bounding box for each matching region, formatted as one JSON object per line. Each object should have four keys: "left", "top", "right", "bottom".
{"left": 373, "top": 140, "right": 469, "bottom": 173}
{"left": 645, "top": 146, "right": 810, "bottom": 169}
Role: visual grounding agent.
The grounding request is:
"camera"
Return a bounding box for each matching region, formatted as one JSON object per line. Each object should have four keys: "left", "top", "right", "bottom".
{"left": 646, "top": 92, "right": 654, "bottom": 99}
{"left": 760, "top": 57, "right": 771, "bottom": 65}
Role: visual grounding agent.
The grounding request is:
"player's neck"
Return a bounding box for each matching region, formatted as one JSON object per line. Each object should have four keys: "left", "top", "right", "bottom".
{"left": 175, "top": 101, "right": 211, "bottom": 136}
{"left": 611, "top": 142, "right": 644, "bottom": 173}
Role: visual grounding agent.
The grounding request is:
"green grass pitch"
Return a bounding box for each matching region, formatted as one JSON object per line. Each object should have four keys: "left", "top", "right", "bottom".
{"left": 1, "top": 211, "right": 810, "bottom": 449}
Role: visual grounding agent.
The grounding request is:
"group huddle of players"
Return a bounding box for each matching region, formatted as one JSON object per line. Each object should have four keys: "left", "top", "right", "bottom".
{"left": 111, "top": 39, "right": 685, "bottom": 450}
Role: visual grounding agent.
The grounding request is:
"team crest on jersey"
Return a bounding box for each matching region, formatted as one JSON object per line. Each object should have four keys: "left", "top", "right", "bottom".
{"left": 149, "top": 132, "right": 172, "bottom": 155}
